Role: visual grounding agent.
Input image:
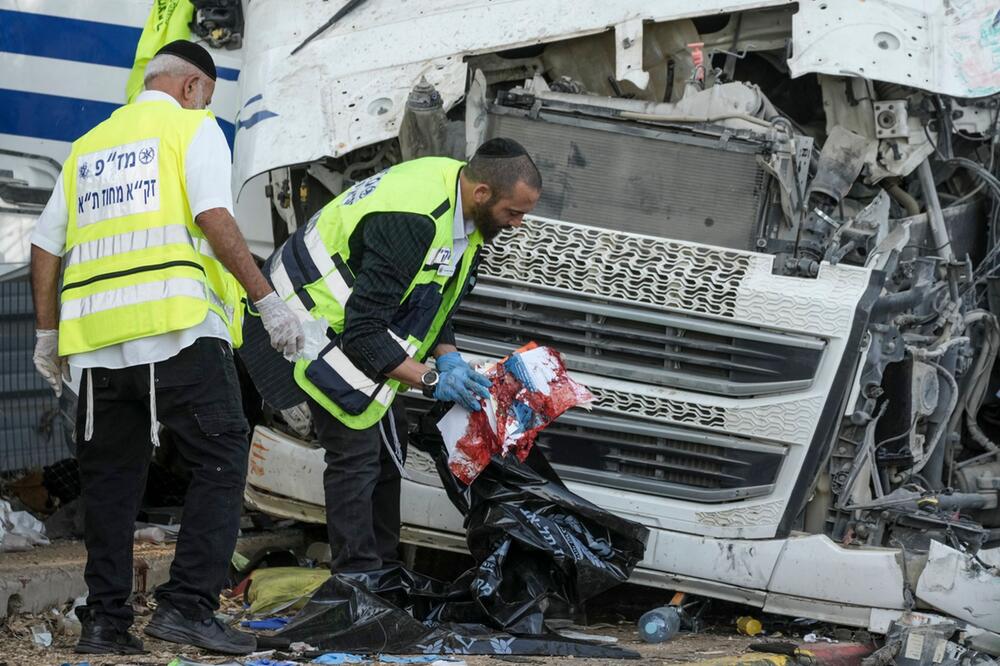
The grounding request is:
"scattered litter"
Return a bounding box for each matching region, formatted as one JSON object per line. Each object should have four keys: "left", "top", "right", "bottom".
{"left": 554, "top": 628, "right": 618, "bottom": 644}
{"left": 804, "top": 632, "right": 837, "bottom": 643}
{"left": 637, "top": 606, "right": 681, "bottom": 643}
{"left": 290, "top": 641, "right": 317, "bottom": 652}
{"left": 30, "top": 623, "right": 52, "bottom": 647}
{"left": 245, "top": 658, "right": 299, "bottom": 666}
{"left": 58, "top": 662, "right": 91, "bottom": 666}
{"left": 245, "top": 566, "right": 331, "bottom": 615}
{"left": 736, "top": 616, "right": 763, "bottom": 637}
{"left": 379, "top": 658, "right": 465, "bottom": 664}
{"left": 0, "top": 499, "right": 50, "bottom": 552}
{"left": 50, "top": 597, "right": 85, "bottom": 637}
{"left": 167, "top": 658, "right": 243, "bottom": 666}
{"left": 232, "top": 549, "right": 251, "bottom": 572}
{"left": 311, "top": 655, "right": 367, "bottom": 665}
{"left": 310, "top": 656, "right": 464, "bottom": 665}
{"left": 243, "top": 617, "right": 291, "bottom": 631}
{"left": 439, "top": 344, "right": 593, "bottom": 485}
{"left": 133, "top": 523, "right": 181, "bottom": 544}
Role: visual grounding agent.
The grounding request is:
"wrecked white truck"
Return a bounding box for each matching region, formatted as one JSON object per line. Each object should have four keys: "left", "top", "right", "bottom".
{"left": 2, "top": 0, "right": 998, "bottom": 652}
{"left": 232, "top": 0, "right": 1000, "bottom": 649}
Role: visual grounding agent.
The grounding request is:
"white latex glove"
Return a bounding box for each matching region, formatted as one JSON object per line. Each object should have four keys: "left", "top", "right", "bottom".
{"left": 33, "top": 329, "right": 69, "bottom": 398}
{"left": 255, "top": 292, "right": 305, "bottom": 361}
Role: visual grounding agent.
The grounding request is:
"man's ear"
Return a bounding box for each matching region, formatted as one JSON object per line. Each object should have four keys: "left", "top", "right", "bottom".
{"left": 181, "top": 74, "right": 201, "bottom": 103}
{"left": 472, "top": 182, "right": 492, "bottom": 205}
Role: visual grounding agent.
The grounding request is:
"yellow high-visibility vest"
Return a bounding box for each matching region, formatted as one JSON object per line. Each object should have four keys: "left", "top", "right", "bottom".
{"left": 265, "top": 157, "right": 482, "bottom": 429}
{"left": 59, "top": 99, "right": 244, "bottom": 356}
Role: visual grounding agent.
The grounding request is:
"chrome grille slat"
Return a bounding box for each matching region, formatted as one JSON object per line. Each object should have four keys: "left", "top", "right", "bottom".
{"left": 455, "top": 280, "right": 823, "bottom": 395}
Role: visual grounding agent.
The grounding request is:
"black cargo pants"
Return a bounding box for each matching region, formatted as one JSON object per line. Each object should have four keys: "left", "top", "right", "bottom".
{"left": 307, "top": 398, "right": 408, "bottom": 573}
{"left": 74, "top": 337, "right": 249, "bottom": 630}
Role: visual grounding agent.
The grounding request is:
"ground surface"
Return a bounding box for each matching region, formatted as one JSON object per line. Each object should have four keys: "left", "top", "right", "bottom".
{"left": 0, "top": 613, "right": 757, "bottom": 666}
{"left": 0, "top": 536, "right": 772, "bottom": 666}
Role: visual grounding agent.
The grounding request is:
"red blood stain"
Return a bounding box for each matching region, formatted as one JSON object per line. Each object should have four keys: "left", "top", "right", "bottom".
{"left": 448, "top": 346, "right": 593, "bottom": 484}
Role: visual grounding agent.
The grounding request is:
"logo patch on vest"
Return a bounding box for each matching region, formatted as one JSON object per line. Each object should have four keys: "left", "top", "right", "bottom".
{"left": 75, "top": 138, "right": 160, "bottom": 227}
{"left": 426, "top": 247, "right": 455, "bottom": 276}
{"left": 341, "top": 171, "right": 385, "bottom": 206}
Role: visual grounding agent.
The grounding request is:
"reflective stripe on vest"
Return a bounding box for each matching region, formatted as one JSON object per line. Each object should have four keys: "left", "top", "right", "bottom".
{"left": 57, "top": 100, "right": 245, "bottom": 355}
{"left": 61, "top": 277, "right": 209, "bottom": 321}
{"left": 265, "top": 157, "right": 482, "bottom": 429}
{"left": 65, "top": 224, "right": 193, "bottom": 268}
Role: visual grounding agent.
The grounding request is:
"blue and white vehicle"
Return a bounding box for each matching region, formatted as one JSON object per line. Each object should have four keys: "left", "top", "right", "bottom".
{"left": 0, "top": 0, "right": 272, "bottom": 269}
{"left": 3, "top": 0, "right": 1000, "bottom": 651}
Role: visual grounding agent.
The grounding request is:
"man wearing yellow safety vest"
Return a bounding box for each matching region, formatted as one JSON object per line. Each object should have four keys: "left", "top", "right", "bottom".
{"left": 263, "top": 139, "right": 541, "bottom": 577}
{"left": 29, "top": 41, "right": 303, "bottom": 656}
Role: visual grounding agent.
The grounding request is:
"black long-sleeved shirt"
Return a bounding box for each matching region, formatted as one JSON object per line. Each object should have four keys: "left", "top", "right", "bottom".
{"left": 340, "top": 212, "right": 457, "bottom": 378}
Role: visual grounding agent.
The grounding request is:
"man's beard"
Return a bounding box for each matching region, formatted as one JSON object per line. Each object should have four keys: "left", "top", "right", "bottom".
{"left": 471, "top": 200, "right": 505, "bottom": 242}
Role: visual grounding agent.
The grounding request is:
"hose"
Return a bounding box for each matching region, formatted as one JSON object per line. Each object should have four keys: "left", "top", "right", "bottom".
{"left": 912, "top": 360, "right": 960, "bottom": 475}
{"left": 905, "top": 336, "right": 969, "bottom": 360}
{"left": 886, "top": 183, "right": 920, "bottom": 217}
{"left": 960, "top": 312, "right": 1000, "bottom": 453}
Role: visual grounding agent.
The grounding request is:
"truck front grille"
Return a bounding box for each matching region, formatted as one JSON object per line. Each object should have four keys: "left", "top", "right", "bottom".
{"left": 535, "top": 411, "right": 784, "bottom": 502}
{"left": 454, "top": 281, "right": 825, "bottom": 396}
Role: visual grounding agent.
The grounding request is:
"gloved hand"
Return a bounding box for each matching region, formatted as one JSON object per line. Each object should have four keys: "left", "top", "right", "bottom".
{"left": 435, "top": 351, "right": 469, "bottom": 374}
{"left": 255, "top": 292, "right": 305, "bottom": 361}
{"left": 33, "top": 329, "right": 69, "bottom": 398}
{"left": 433, "top": 352, "right": 492, "bottom": 412}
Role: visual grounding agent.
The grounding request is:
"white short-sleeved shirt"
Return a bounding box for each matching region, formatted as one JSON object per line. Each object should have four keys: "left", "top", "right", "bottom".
{"left": 451, "top": 187, "right": 474, "bottom": 264}
{"left": 31, "top": 90, "right": 235, "bottom": 369}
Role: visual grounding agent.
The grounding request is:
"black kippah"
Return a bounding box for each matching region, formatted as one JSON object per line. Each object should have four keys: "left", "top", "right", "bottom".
{"left": 475, "top": 137, "right": 528, "bottom": 158}
{"left": 154, "top": 40, "right": 217, "bottom": 81}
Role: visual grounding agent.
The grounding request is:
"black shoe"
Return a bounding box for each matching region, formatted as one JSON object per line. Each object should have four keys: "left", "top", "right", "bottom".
{"left": 144, "top": 602, "right": 256, "bottom": 655}
{"left": 75, "top": 618, "right": 147, "bottom": 655}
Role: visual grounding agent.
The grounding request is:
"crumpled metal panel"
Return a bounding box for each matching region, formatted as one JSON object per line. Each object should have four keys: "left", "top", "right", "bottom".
{"left": 233, "top": 0, "right": 794, "bottom": 191}
{"left": 788, "top": 0, "right": 1000, "bottom": 98}
{"left": 916, "top": 540, "right": 1000, "bottom": 633}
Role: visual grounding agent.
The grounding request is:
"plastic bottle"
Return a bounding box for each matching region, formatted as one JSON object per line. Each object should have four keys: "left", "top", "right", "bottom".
{"left": 637, "top": 606, "right": 681, "bottom": 643}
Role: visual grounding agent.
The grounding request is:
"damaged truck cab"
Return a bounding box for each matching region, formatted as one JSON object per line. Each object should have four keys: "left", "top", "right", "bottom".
{"left": 2, "top": 0, "right": 997, "bottom": 652}
{"left": 238, "top": 0, "right": 1000, "bottom": 649}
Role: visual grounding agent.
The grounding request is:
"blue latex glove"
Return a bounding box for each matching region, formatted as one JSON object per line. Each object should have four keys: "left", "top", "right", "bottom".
{"left": 434, "top": 351, "right": 467, "bottom": 374}
{"left": 433, "top": 353, "right": 491, "bottom": 411}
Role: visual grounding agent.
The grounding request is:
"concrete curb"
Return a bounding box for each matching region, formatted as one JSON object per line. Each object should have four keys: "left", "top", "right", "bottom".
{"left": 0, "top": 529, "right": 303, "bottom": 619}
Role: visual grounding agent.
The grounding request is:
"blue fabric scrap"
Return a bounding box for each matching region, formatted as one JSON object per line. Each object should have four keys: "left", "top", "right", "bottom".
{"left": 311, "top": 655, "right": 368, "bottom": 665}
{"left": 241, "top": 617, "right": 290, "bottom": 630}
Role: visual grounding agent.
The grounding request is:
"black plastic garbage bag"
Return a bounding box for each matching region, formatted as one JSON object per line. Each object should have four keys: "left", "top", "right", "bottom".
{"left": 278, "top": 569, "right": 640, "bottom": 658}
{"left": 426, "top": 440, "right": 649, "bottom": 634}
{"left": 275, "top": 409, "right": 649, "bottom": 657}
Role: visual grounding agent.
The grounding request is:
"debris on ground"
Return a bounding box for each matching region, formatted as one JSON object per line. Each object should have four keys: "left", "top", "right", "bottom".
{"left": 0, "top": 498, "right": 49, "bottom": 552}
{"left": 736, "top": 616, "right": 763, "bottom": 637}
{"left": 268, "top": 438, "right": 647, "bottom": 657}
{"left": 243, "top": 566, "right": 331, "bottom": 616}
{"left": 638, "top": 606, "right": 682, "bottom": 643}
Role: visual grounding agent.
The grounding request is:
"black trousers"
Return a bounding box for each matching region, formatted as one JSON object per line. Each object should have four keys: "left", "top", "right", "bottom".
{"left": 308, "top": 398, "right": 408, "bottom": 573}
{"left": 75, "top": 337, "right": 249, "bottom": 629}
